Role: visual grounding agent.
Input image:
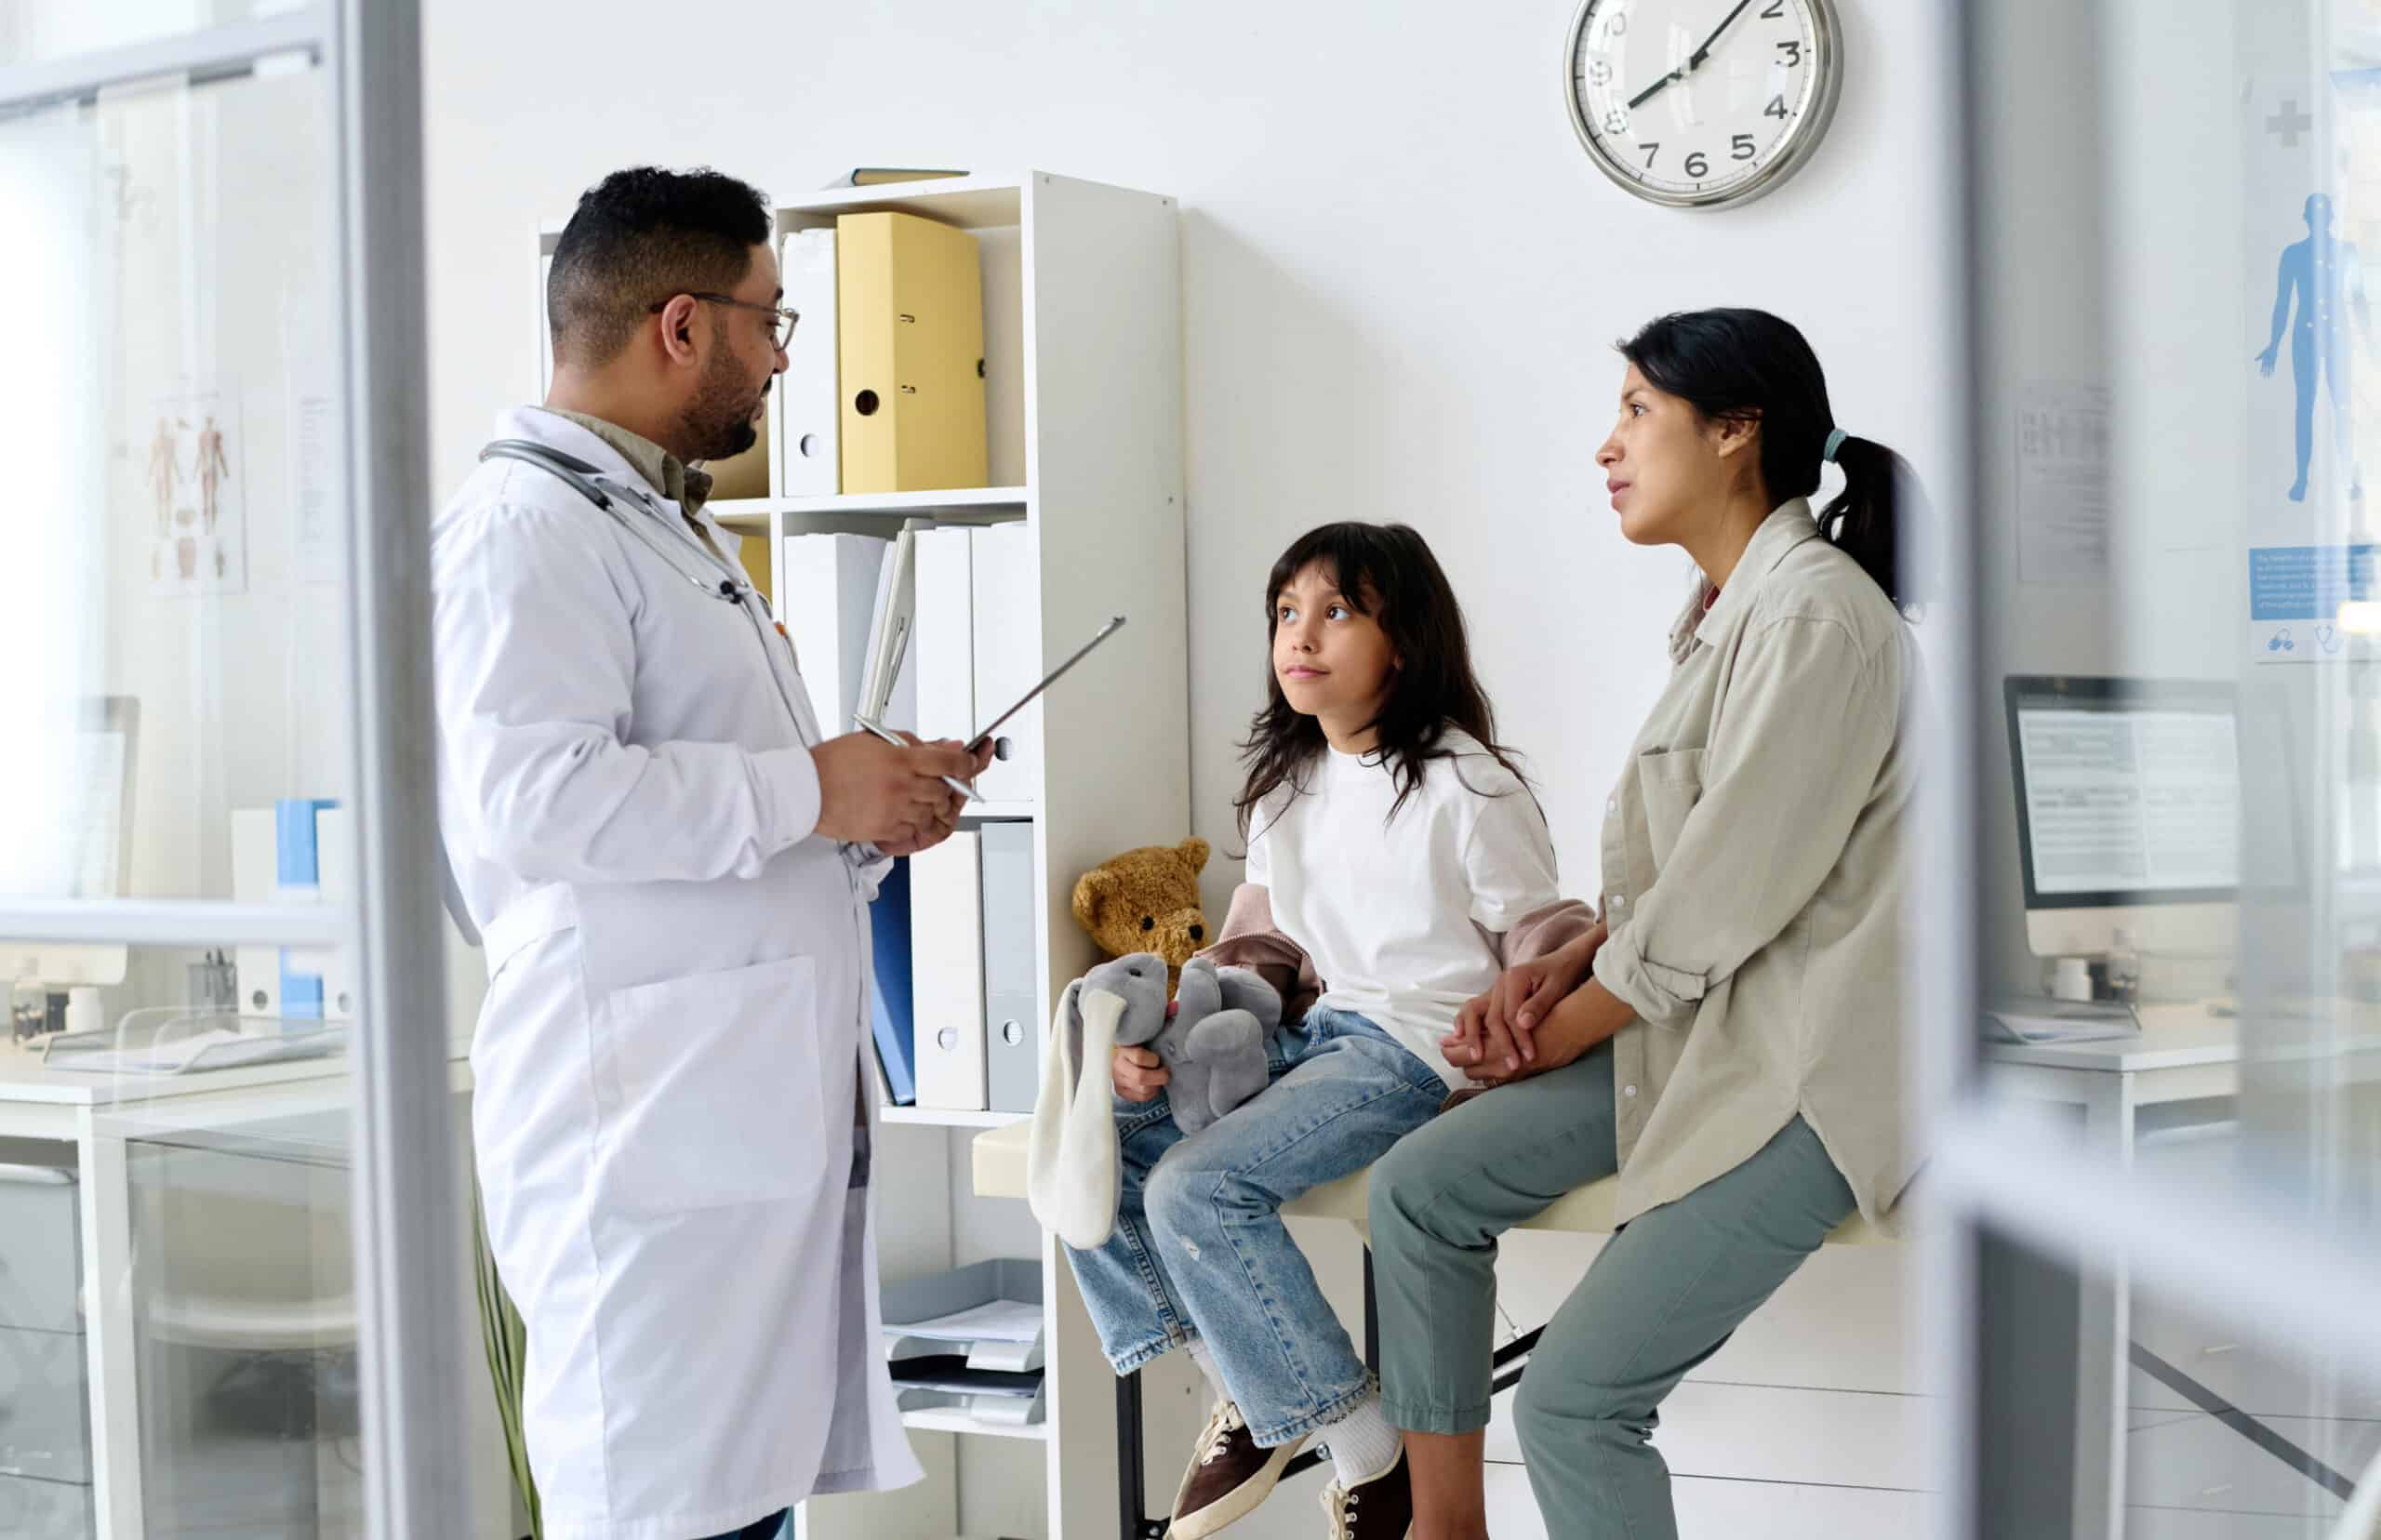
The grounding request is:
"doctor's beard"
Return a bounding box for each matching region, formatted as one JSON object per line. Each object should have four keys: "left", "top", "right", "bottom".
{"left": 682, "top": 345, "right": 768, "bottom": 462}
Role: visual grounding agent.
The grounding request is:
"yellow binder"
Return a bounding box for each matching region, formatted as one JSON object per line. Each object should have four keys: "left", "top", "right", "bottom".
{"left": 837, "top": 211, "right": 988, "bottom": 493}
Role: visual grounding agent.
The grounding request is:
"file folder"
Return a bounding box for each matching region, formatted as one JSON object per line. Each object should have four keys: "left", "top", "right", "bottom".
{"left": 969, "top": 523, "right": 1043, "bottom": 804}
{"left": 231, "top": 810, "right": 281, "bottom": 1018}
{"left": 836, "top": 211, "right": 988, "bottom": 494}
{"left": 870, "top": 856, "right": 918, "bottom": 1105}
{"left": 314, "top": 806, "right": 356, "bottom": 1018}
{"left": 912, "top": 525, "right": 977, "bottom": 753}
{"left": 781, "top": 227, "right": 840, "bottom": 497}
{"left": 978, "top": 821, "right": 1039, "bottom": 1114}
{"left": 911, "top": 829, "right": 988, "bottom": 1110}
{"left": 275, "top": 798, "right": 336, "bottom": 1020}
{"left": 857, "top": 525, "right": 918, "bottom": 731}
{"left": 233, "top": 801, "right": 342, "bottom": 1020}
{"left": 537, "top": 252, "right": 555, "bottom": 397}
{"left": 780, "top": 533, "right": 890, "bottom": 733}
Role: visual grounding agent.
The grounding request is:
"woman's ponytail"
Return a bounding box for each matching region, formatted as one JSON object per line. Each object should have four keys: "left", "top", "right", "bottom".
{"left": 1818, "top": 433, "right": 1924, "bottom": 615}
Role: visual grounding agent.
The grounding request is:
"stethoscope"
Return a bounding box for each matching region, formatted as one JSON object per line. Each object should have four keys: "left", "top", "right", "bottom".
{"left": 478, "top": 438, "right": 815, "bottom": 746}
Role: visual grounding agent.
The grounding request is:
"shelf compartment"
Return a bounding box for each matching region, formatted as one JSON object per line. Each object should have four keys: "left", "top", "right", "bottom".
{"left": 880, "top": 1106, "right": 1029, "bottom": 1130}
{"left": 898, "top": 1404, "right": 1050, "bottom": 1442}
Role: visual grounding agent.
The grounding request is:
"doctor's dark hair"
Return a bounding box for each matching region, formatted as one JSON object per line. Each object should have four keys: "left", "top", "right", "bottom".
{"left": 1233, "top": 522, "right": 1532, "bottom": 837}
{"left": 548, "top": 166, "right": 773, "bottom": 368}
{"left": 1617, "top": 308, "right": 1927, "bottom": 614}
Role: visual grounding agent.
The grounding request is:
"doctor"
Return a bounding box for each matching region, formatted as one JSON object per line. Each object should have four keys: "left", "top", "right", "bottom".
{"left": 432, "top": 166, "right": 986, "bottom": 1540}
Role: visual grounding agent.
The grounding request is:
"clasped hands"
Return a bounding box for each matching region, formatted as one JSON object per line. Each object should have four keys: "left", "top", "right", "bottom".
{"left": 1441, "top": 920, "right": 1612, "bottom": 1090}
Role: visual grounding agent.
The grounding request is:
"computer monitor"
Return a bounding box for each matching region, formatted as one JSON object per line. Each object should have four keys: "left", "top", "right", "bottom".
{"left": 2004, "top": 675, "right": 2239, "bottom": 959}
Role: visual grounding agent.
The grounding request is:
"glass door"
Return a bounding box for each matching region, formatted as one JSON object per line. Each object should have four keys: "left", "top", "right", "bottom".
{"left": 1940, "top": 1, "right": 2381, "bottom": 1535}
{"left": 0, "top": 5, "right": 468, "bottom": 1535}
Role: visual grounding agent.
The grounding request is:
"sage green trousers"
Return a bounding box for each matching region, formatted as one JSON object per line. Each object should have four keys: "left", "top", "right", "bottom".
{"left": 1367, "top": 1042, "right": 1856, "bottom": 1540}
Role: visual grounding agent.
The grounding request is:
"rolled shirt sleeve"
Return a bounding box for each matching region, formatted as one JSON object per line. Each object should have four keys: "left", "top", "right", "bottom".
{"left": 1593, "top": 615, "right": 1898, "bottom": 1030}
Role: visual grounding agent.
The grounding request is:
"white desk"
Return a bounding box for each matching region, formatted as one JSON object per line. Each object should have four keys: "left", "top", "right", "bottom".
{"left": 1981, "top": 1000, "right": 2381, "bottom": 1540}
{"left": 0, "top": 1038, "right": 473, "bottom": 1540}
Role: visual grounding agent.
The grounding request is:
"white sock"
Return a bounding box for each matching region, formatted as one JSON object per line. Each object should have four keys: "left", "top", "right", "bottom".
{"left": 1185, "top": 1337, "right": 1231, "bottom": 1405}
{"left": 1321, "top": 1395, "right": 1402, "bottom": 1487}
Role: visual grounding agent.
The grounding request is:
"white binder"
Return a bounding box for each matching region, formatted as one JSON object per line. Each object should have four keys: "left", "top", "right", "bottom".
{"left": 231, "top": 809, "right": 282, "bottom": 1018}
{"left": 781, "top": 228, "right": 840, "bottom": 496}
{"left": 780, "top": 533, "right": 890, "bottom": 733}
{"left": 536, "top": 251, "right": 555, "bottom": 397}
{"left": 911, "top": 829, "right": 988, "bottom": 1110}
{"left": 912, "top": 525, "right": 977, "bottom": 752}
{"left": 978, "top": 820, "right": 1040, "bottom": 1114}
{"left": 969, "top": 523, "right": 1043, "bottom": 804}
{"left": 856, "top": 525, "right": 919, "bottom": 734}
{"left": 313, "top": 806, "right": 355, "bottom": 1019}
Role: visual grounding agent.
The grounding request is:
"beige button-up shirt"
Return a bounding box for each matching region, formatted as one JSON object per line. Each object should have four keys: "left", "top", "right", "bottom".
{"left": 1590, "top": 500, "right": 1920, "bottom": 1233}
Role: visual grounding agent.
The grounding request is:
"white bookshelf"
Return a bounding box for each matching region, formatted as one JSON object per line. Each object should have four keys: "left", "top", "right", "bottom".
{"left": 534, "top": 171, "right": 1187, "bottom": 1540}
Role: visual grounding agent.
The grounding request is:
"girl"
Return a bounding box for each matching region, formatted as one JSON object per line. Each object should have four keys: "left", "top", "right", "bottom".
{"left": 1062, "top": 522, "right": 1594, "bottom": 1540}
{"left": 1366, "top": 308, "right": 1923, "bottom": 1540}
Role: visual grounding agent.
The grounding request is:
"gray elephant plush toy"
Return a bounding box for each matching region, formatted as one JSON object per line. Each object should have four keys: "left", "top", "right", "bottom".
{"left": 1029, "top": 951, "right": 1284, "bottom": 1249}
{"left": 1129, "top": 955, "right": 1280, "bottom": 1135}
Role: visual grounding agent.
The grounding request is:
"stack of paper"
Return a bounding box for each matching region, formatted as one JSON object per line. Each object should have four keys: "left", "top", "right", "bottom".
{"left": 1981, "top": 997, "right": 2140, "bottom": 1045}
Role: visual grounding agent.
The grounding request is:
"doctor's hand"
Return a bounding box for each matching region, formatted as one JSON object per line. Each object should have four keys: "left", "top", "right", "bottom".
{"left": 869, "top": 737, "right": 997, "bottom": 857}
{"left": 1112, "top": 1045, "right": 1169, "bottom": 1104}
{"left": 812, "top": 733, "right": 982, "bottom": 850}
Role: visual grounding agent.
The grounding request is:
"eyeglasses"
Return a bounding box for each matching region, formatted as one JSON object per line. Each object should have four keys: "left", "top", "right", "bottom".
{"left": 651, "top": 292, "right": 800, "bottom": 352}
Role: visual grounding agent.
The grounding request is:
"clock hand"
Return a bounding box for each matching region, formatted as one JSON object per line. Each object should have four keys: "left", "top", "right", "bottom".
{"left": 1686, "top": 0, "right": 1755, "bottom": 70}
{"left": 1628, "top": 70, "right": 1682, "bottom": 110}
{"left": 1624, "top": 0, "right": 1756, "bottom": 112}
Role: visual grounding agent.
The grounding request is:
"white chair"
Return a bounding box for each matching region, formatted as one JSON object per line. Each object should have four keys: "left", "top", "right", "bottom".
{"left": 970, "top": 1119, "right": 1882, "bottom": 1540}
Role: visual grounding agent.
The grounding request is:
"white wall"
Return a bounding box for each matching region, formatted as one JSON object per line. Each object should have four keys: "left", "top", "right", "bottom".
{"left": 421, "top": 0, "right": 1958, "bottom": 901}
{"left": 421, "top": 0, "right": 1958, "bottom": 1530}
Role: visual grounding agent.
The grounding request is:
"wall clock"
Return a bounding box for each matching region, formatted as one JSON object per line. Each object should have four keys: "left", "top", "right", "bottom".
{"left": 1565, "top": 0, "right": 1844, "bottom": 209}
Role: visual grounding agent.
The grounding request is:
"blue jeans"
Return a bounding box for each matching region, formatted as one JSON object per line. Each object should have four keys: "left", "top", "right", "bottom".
{"left": 1062, "top": 1007, "right": 1448, "bottom": 1447}
{"left": 698, "top": 1509, "right": 787, "bottom": 1540}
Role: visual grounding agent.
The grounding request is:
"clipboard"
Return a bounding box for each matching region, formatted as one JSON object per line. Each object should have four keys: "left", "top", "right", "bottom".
{"left": 858, "top": 615, "right": 1127, "bottom": 801}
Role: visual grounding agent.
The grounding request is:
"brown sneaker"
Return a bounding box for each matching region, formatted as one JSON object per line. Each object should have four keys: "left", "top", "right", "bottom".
{"left": 1169, "top": 1399, "right": 1308, "bottom": 1539}
{"left": 1318, "top": 1444, "right": 1413, "bottom": 1540}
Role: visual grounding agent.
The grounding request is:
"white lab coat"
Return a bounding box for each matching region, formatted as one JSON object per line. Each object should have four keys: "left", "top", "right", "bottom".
{"left": 432, "top": 407, "right": 920, "bottom": 1540}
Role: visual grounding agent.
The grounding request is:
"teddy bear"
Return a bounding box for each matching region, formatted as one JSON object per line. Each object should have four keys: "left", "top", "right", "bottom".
{"left": 1027, "top": 949, "right": 1278, "bottom": 1249}
{"left": 1071, "top": 838, "right": 1213, "bottom": 995}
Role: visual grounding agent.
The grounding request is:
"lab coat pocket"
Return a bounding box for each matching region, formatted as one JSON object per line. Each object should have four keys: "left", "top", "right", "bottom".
{"left": 594, "top": 953, "right": 829, "bottom": 1215}
{"left": 1637, "top": 747, "right": 1709, "bottom": 873}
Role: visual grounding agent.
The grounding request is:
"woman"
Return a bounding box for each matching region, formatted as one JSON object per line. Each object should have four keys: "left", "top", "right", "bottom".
{"left": 1364, "top": 308, "right": 1922, "bottom": 1540}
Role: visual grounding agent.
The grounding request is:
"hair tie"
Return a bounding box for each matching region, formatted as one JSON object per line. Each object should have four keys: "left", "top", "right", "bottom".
{"left": 1823, "top": 428, "right": 1849, "bottom": 464}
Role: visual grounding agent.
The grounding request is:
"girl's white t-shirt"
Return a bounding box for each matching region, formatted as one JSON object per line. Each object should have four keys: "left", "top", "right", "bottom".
{"left": 1246, "top": 729, "right": 1563, "bottom": 1088}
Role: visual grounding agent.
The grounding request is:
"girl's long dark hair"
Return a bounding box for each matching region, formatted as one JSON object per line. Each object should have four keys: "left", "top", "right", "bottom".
{"left": 1617, "top": 308, "right": 1926, "bottom": 614}
{"left": 1233, "top": 522, "right": 1527, "bottom": 838}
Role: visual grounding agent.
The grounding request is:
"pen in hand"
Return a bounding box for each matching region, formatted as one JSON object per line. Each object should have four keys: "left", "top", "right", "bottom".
{"left": 852, "top": 713, "right": 981, "bottom": 803}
